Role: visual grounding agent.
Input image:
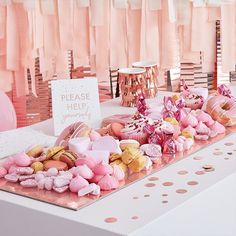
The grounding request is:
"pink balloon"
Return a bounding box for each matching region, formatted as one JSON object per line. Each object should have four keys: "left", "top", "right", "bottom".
{"left": 0, "top": 91, "right": 17, "bottom": 131}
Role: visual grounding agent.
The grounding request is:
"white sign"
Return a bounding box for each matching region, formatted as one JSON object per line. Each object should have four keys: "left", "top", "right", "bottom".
{"left": 51, "top": 78, "right": 101, "bottom": 136}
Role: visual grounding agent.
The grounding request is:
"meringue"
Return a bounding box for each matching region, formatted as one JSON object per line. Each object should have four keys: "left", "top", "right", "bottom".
{"left": 69, "top": 176, "right": 89, "bottom": 193}
{"left": 98, "top": 174, "right": 119, "bottom": 191}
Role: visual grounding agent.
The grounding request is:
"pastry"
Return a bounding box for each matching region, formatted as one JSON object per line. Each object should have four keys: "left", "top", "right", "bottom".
{"left": 128, "top": 155, "right": 146, "bottom": 173}
{"left": 43, "top": 160, "right": 68, "bottom": 171}
{"left": 31, "top": 162, "right": 44, "bottom": 173}
{"left": 26, "top": 145, "right": 44, "bottom": 158}
{"left": 59, "top": 151, "right": 77, "bottom": 168}
{"left": 121, "top": 147, "right": 141, "bottom": 165}
{"left": 119, "top": 139, "right": 140, "bottom": 151}
{"left": 205, "top": 95, "right": 236, "bottom": 126}
{"left": 55, "top": 122, "right": 91, "bottom": 147}
{"left": 46, "top": 146, "right": 65, "bottom": 161}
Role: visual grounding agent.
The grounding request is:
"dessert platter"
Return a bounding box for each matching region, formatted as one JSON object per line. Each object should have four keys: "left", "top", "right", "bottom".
{"left": 0, "top": 83, "right": 235, "bottom": 210}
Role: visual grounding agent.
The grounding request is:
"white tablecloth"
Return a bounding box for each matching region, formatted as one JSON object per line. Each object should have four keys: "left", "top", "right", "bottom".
{"left": 0, "top": 91, "right": 235, "bottom": 236}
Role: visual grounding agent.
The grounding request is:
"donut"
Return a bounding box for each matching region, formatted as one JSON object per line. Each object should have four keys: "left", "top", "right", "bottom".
{"left": 55, "top": 122, "right": 91, "bottom": 148}
{"left": 205, "top": 95, "right": 236, "bottom": 126}
{"left": 184, "top": 94, "right": 204, "bottom": 110}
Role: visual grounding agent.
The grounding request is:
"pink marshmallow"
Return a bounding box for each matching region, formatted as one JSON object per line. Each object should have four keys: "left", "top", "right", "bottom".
{"left": 75, "top": 157, "right": 96, "bottom": 170}
{"left": 92, "top": 136, "right": 122, "bottom": 154}
{"left": 195, "top": 121, "right": 210, "bottom": 135}
{"left": 181, "top": 113, "right": 198, "bottom": 127}
{"left": 89, "top": 130, "right": 101, "bottom": 141}
{"left": 69, "top": 137, "right": 91, "bottom": 154}
{"left": 89, "top": 174, "right": 104, "bottom": 183}
{"left": 83, "top": 150, "right": 110, "bottom": 164}
{"left": 93, "top": 162, "right": 113, "bottom": 176}
{"left": 195, "top": 110, "right": 212, "bottom": 123}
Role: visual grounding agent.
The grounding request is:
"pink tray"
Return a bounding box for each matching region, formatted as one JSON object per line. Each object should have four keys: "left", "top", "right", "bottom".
{"left": 0, "top": 126, "right": 235, "bottom": 210}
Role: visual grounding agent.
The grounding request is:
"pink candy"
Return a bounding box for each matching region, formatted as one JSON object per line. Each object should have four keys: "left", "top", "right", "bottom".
{"left": 54, "top": 176, "right": 70, "bottom": 188}
{"left": 181, "top": 113, "right": 198, "bottom": 127}
{"left": 70, "top": 165, "right": 94, "bottom": 179}
{"left": 69, "top": 176, "right": 89, "bottom": 193}
{"left": 0, "top": 167, "right": 7, "bottom": 178}
{"left": 20, "top": 179, "right": 37, "bottom": 188}
{"left": 93, "top": 162, "right": 113, "bottom": 176}
{"left": 78, "top": 183, "right": 100, "bottom": 197}
{"left": 112, "top": 165, "right": 125, "bottom": 181}
{"left": 98, "top": 174, "right": 119, "bottom": 191}
{"left": 53, "top": 186, "right": 69, "bottom": 193}
{"left": 16, "top": 167, "right": 34, "bottom": 175}
{"left": 5, "top": 173, "right": 19, "bottom": 182}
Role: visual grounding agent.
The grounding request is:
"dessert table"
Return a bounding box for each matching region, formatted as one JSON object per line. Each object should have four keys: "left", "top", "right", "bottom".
{"left": 0, "top": 91, "right": 236, "bottom": 236}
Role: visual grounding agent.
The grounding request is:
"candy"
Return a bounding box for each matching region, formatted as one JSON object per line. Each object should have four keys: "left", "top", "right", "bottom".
{"left": 68, "top": 137, "right": 91, "bottom": 154}
{"left": 75, "top": 156, "right": 96, "bottom": 170}
{"left": 31, "top": 162, "right": 44, "bottom": 173}
{"left": 0, "top": 167, "right": 7, "bottom": 178}
{"left": 89, "top": 130, "right": 101, "bottom": 141}
{"left": 37, "top": 178, "right": 46, "bottom": 190}
{"left": 46, "top": 146, "right": 65, "bottom": 160}
{"left": 78, "top": 183, "right": 99, "bottom": 197}
{"left": 19, "top": 174, "right": 35, "bottom": 182}
{"left": 69, "top": 176, "right": 89, "bottom": 193}
{"left": 195, "top": 121, "right": 210, "bottom": 135}
{"left": 54, "top": 176, "right": 70, "bottom": 188}
{"left": 26, "top": 145, "right": 44, "bottom": 158}
{"left": 14, "top": 152, "right": 31, "bottom": 167}
{"left": 53, "top": 186, "right": 69, "bottom": 193}
{"left": 83, "top": 150, "right": 110, "bottom": 165}
{"left": 119, "top": 139, "right": 140, "bottom": 151}
{"left": 2, "top": 156, "right": 15, "bottom": 170}
{"left": 71, "top": 165, "right": 94, "bottom": 179}
{"left": 112, "top": 164, "right": 125, "bottom": 181}
{"left": 59, "top": 151, "right": 77, "bottom": 168}
{"left": 20, "top": 179, "right": 37, "bottom": 188}
{"left": 145, "top": 144, "right": 162, "bottom": 157}
{"left": 44, "top": 177, "right": 54, "bottom": 191}
{"left": 44, "top": 160, "right": 68, "bottom": 171}
{"left": 98, "top": 174, "right": 119, "bottom": 191}
{"left": 15, "top": 167, "right": 34, "bottom": 175}
{"left": 59, "top": 171, "right": 73, "bottom": 180}
{"left": 163, "top": 138, "right": 176, "bottom": 154}
{"left": 35, "top": 172, "right": 45, "bottom": 182}
{"left": 5, "top": 173, "right": 19, "bottom": 182}
{"left": 93, "top": 162, "right": 113, "bottom": 176}
{"left": 128, "top": 155, "right": 146, "bottom": 173}
{"left": 46, "top": 167, "right": 58, "bottom": 177}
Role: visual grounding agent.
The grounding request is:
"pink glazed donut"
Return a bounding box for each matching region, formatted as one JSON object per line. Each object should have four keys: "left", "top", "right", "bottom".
{"left": 205, "top": 95, "right": 236, "bottom": 126}
{"left": 55, "top": 122, "right": 91, "bottom": 148}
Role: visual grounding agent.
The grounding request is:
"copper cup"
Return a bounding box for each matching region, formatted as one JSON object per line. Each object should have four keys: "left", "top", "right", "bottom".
{"left": 118, "top": 68, "right": 146, "bottom": 107}
{"left": 132, "top": 61, "right": 158, "bottom": 98}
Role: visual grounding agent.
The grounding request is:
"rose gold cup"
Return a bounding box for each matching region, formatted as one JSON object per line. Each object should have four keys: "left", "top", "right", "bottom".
{"left": 132, "top": 61, "right": 158, "bottom": 99}
{"left": 118, "top": 68, "right": 146, "bottom": 107}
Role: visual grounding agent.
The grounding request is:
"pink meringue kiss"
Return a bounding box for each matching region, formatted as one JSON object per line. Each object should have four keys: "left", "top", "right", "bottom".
{"left": 69, "top": 176, "right": 89, "bottom": 193}
{"left": 209, "top": 121, "right": 226, "bottom": 134}
{"left": 8, "top": 165, "right": 18, "bottom": 174}
{"left": 89, "top": 174, "right": 104, "bottom": 183}
{"left": 14, "top": 152, "right": 31, "bottom": 167}
{"left": 181, "top": 113, "right": 198, "bottom": 127}
{"left": 0, "top": 167, "right": 7, "bottom": 178}
{"left": 53, "top": 186, "right": 69, "bottom": 193}
{"left": 112, "top": 165, "right": 125, "bottom": 181}
{"left": 78, "top": 183, "right": 100, "bottom": 197}
{"left": 182, "top": 125, "right": 196, "bottom": 136}
{"left": 75, "top": 157, "right": 96, "bottom": 170}
{"left": 195, "top": 110, "right": 212, "bottom": 123}
{"left": 70, "top": 165, "right": 94, "bottom": 179}
{"left": 195, "top": 134, "right": 209, "bottom": 141}
{"left": 195, "top": 121, "right": 210, "bottom": 135}
{"left": 98, "top": 174, "right": 119, "bottom": 191}
{"left": 93, "top": 162, "right": 113, "bottom": 176}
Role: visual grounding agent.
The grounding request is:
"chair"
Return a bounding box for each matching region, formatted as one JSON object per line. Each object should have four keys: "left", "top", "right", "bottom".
{"left": 109, "top": 68, "right": 119, "bottom": 98}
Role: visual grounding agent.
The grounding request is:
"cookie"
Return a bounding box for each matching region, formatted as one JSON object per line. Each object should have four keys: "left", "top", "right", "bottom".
{"left": 46, "top": 146, "right": 65, "bottom": 160}
{"left": 59, "top": 151, "right": 77, "bottom": 168}
{"left": 43, "top": 160, "right": 68, "bottom": 171}
{"left": 121, "top": 147, "right": 141, "bottom": 165}
{"left": 120, "top": 139, "right": 140, "bottom": 151}
{"left": 26, "top": 145, "right": 44, "bottom": 158}
{"left": 31, "top": 162, "right": 44, "bottom": 173}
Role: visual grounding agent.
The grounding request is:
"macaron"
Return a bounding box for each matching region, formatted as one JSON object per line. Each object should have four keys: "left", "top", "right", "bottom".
{"left": 46, "top": 146, "right": 65, "bottom": 161}
{"left": 59, "top": 151, "right": 77, "bottom": 168}
{"left": 26, "top": 145, "right": 44, "bottom": 158}
{"left": 119, "top": 139, "right": 140, "bottom": 151}
{"left": 43, "top": 160, "right": 68, "bottom": 171}
{"left": 110, "top": 122, "right": 124, "bottom": 138}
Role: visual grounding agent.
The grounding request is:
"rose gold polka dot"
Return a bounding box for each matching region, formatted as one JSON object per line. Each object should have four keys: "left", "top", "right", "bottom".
{"left": 162, "top": 193, "right": 168, "bottom": 197}
{"left": 187, "top": 181, "right": 199, "bottom": 186}
{"left": 177, "top": 170, "right": 188, "bottom": 175}
{"left": 133, "top": 196, "right": 139, "bottom": 199}
{"left": 104, "top": 217, "right": 118, "bottom": 223}
{"left": 224, "top": 157, "right": 229, "bottom": 160}
{"left": 144, "top": 194, "right": 150, "bottom": 197}
{"left": 162, "top": 182, "right": 174, "bottom": 186}
{"left": 215, "top": 148, "right": 220, "bottom": 151}
{"left": 162, "top": 200, "right": 168, "bottom": 204}
{"left": 193, "top": 156, "right": 203, "bottom": 160}
{"left": 145, "top": 183, "right": 156, "bottom": 187}
{"left": 213, "top": 151, "right": 223, "bottom": 156}
{"left": 176, "top": 189, "right": 187, "bottom": 194}
{"left": 131, "top": 216, "right": 139, "bottom": 220}
{"left": 148, "top": 177, "right": 159, "bottom": 181}
{"left": 195, "top": 170, "right": 205, "bottom": 175}
{"left": 224, "top": 142, "right": 234, "bottom": 146}
{"left": 204, "top": 168, "right": 215, "bottom": 172}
